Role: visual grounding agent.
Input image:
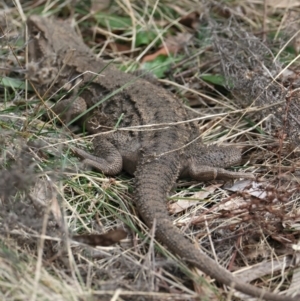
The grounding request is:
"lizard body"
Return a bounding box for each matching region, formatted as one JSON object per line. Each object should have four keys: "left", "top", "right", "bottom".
{"left": 26, "top": 15, "right": 297, "bottom": 301}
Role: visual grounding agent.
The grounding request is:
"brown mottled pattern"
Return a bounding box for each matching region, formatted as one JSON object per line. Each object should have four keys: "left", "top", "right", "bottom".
{"left": 26, "top": 15, "right": 297, "bottom": 301}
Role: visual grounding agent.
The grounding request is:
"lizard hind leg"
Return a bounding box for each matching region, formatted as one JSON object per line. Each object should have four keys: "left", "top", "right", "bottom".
{"left": 183, "top": 144, "right": 254, "bottom": 181}
{"left": 72, "top": 138, "right": 123, "bottom": 176}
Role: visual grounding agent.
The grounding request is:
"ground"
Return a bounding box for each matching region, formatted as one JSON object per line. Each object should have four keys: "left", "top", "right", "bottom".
{"left": 0, "top": 1, "right": 299, "bottom": 300}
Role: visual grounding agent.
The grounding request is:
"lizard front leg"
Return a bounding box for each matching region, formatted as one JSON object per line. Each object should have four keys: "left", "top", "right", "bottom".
{"left": 48, "top": 97, "right": 87, "bottom": 124}
{"left": 72, "top": 137, "right": 123, "bottom": 176}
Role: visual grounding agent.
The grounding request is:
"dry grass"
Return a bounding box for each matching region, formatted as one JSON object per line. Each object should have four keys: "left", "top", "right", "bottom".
{"left": 0, "top": 0, "right": 300, "bottom": 300}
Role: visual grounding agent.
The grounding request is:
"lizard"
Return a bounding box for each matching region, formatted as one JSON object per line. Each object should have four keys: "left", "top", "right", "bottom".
{"left": 26, "top": 15, "right": 298, "bottom": 301}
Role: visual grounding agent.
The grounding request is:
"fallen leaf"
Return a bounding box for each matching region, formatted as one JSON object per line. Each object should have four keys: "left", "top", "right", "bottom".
{"left": 179, "top": 11, "right": 200, "bottom": 29}
{"left": 91, "top": 0, "right": 111, "bottom": 12}
{"left": 226, "top": 179, "right": 253, "bottom": 192}
{"left": 169, "top": 199, "right": 196, "bottom": 214}
{"left": 72, "top": 229, "right": 127, "bottom": 247}
{"left": 227, "top": 180, "right": 274, "bottom": 200}
{"left": 217, "top": 195, "right": 249, "bottom": 212}
{"left": 142, "top": 33, "right": 192, "bottom": 62}
{"left": 233, "top": 255, "right": 294, "bottom": 283}
{"left": 107, "top": 42, "right": 131, "bottom": 53}
{"left": 141, "top": 54, "right": 178, "bottom": 78}
{"left": 169, "top": 184, "right": 221, "bottom": 214}
{"left": 288, "top": 254, "right": 300, "bottom": 297}
{"left": 265, "top": 0, "right": 300, "bottom": 8}
{"left": 50, "top": 195, "right": 62, "bottom": 225}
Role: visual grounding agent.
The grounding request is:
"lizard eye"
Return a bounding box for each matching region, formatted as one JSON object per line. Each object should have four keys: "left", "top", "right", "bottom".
{"left": 29, "top": 26, "right": 41, "bottom": 38}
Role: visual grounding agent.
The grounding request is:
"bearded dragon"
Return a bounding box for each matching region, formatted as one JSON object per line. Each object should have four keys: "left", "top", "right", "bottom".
{"left": 26, "top": 15, "right": 297, "bottom": 301}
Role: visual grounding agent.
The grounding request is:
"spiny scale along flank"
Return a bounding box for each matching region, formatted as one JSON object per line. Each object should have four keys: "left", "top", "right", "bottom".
{"left": 27, "top": 15, "right": 298, "bottom": 301}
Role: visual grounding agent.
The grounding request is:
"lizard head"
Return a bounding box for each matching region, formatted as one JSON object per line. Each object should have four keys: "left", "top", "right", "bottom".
{"left": 27, "top": 15, "right": 90, "bottom": 60}
{"left": 27, "top": 15, "right": 57, "bottom": 62}
{"left": 26, "top": 15, "right": 61, "bottom": 87}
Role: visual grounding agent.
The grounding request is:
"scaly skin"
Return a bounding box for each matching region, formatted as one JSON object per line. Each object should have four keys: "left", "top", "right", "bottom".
{"left": 27, "top": 15, "right": 298, "bottom": 301}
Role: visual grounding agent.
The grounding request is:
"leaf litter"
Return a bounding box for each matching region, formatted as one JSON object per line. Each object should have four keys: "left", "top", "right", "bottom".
{"left": 0, "top": 1, "right": 300, "bottom": 300}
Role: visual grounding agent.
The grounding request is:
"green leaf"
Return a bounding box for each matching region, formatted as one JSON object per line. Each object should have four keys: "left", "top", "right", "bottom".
{"left": 0, "top": 77, "right": 31, "bottom": 90}
{"left": 142, "top": 55, "right": 180, "bottom": 78}
{"left": 200, "top": 74, "right": 227, "bottom": 86}
{"left": 135, "top": 29, "right": 157, "bottom": 47}
{"left": 119, "top": 61, "right": 140, "bottom": 73}
{"left": 94, "top": 13, "right": 131, "bottom": 30}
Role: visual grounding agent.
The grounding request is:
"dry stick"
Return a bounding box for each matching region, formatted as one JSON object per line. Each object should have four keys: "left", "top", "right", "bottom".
{"left": 30, "top": 201, "right": 51, "bottom": 301}
{"left": 262, "top": 0, "right": 267, "bottom": 42}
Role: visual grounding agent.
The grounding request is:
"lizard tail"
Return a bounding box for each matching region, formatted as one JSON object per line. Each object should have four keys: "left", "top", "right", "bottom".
{"left": 134, "top": 154, "right": 297, "bottom": 301}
